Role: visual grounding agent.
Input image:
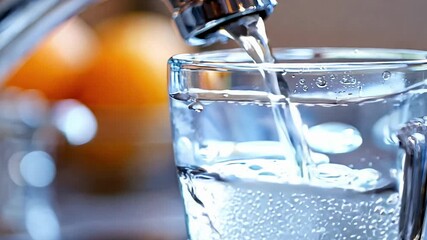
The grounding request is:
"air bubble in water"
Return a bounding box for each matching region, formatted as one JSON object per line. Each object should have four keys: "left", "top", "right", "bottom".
{"left": 259, "top": 172, "right": 275, "bottom": 176}
{"left": 249, "top": 165, "right": 262, "bottom": 170}
{"left": 382, "top": 71, "right": 391, "bottom": 80}
{"left": 374, "top": 206, "right": 386, "bottom": 215}
{"left": 386, "top": 193, "right": 399, "bottom": 205}
{"left": 352, "top": 168, "right": 381, "bottom": 189}
{"left": 314, "top": 163, "right": 353, "bottom": 179}
{"left": 299, "top": 78, "right": 306, "bottom": 84}
{"left": 315, "top": 76, "right": 327, "bottom": 88}
{"left": 357, "top": 168, "right": 380, "bottom": 181}
{"left": 307, "top": 122, "right": 363, "bottom": 154}
{"left": 188, "top": 102, "right": 204, "bottom": 112}
{"left": 311, "top": 152, "right": 330, "bottom": 164}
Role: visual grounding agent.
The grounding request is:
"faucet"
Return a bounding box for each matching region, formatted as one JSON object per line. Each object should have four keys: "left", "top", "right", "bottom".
{"left": 0, "top": 0, "right": 276, "bottom": 81}
{"left": 168, "top": 0, "right": 277, "bottom": 46}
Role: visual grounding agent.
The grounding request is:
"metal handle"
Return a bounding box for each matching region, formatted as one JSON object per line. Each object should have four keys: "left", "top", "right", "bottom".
{"left": 397, "top": 117, "right": 427, "bottom": 239}
{"left": 0, "top": 0, "right": 93, "bottom": 81}
{"left": 166, "top": 0, "right": 277, "bottom": 46}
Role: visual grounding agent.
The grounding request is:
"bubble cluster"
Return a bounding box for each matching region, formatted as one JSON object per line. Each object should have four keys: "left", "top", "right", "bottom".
{"left": 291, "top": 73, "right": 366, "bottom": 94}
{"left": 188, "top": 101, "right": 204, "bottom": 112}
{"left": 178, "top": 161, "right": 400, "bottom": 240}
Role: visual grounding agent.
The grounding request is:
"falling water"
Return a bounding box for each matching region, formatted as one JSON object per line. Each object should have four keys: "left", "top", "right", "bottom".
{"left": 221, "top": 15, "right": 312, "bottom": 179}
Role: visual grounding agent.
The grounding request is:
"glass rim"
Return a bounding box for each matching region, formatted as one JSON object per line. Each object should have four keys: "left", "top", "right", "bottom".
{"left": 170, "top": 47, "right": 427, "bottom": 71}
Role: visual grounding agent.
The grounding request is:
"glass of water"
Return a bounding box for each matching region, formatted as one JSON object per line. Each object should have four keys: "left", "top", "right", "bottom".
{"left": 168, "top": 48, "right": 427, "bottom": 240}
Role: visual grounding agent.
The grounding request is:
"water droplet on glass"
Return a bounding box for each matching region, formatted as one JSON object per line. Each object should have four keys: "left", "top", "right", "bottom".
{"left": 307, "top": 122, "right": 363, "bottom": 154}
{"left": 171, "top": 92, "right": 191, "bottom": 101}
{"left": 340, "top": 75, "right": 357, "bottom": 85}
{"left": 302, "top": 85, "right": 309, "bottom": 91}
{"left": 188, "top": 102, "right": 204, "bottom": 112}
{"left": 299, "top": 78, "right": 306, "bottom": 84}
{"left": 291, "top": 74, "right": 296, "bottom": 78}
{"left": 315, "top": 76, "right": 327, "bottom": 88}
{"left": 330, "top": 74, "right": 337, "bottom": 80}
{"left": 382, "top": 71, "right": 391, "bottom": 80}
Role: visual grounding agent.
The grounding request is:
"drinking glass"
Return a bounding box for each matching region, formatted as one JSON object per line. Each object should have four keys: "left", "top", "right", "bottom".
{"left": 168, "top": 48, "right": 427, "bottom": 240}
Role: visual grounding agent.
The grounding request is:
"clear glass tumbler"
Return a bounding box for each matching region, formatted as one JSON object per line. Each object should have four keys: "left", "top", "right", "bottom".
{"left": 168, "top": 48, "right": 427, "bottom": 240}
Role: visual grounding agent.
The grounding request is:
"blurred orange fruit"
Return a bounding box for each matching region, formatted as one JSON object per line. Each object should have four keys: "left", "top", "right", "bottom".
{"left": 75, "top": 12, "right": 193, "bottom": 107}
{"left": 63, "top": 13, "right": 193, "bottom": 187}
{"left": 4, "top": 18, "right": 98, "bottom": 100}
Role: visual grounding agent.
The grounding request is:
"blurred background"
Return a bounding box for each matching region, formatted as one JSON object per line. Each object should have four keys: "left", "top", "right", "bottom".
{"left": 1, "top": 0, "right": 427, "bottom": 239}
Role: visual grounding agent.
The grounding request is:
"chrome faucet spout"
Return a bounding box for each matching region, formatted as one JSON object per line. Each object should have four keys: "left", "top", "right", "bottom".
{"left": 167, "top": 0, "right": 277, "bottom": 46}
